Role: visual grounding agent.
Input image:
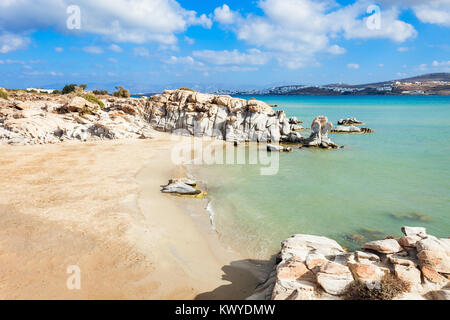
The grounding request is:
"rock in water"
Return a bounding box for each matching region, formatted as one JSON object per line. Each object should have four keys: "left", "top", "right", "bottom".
{"left": 338, "top": 118, "right": 364, "bottom": 126}
{"left": 301, "top": 116, "right": 338, "bottom": 148}
{"left": 161, "top": 182, "right": 201, "bottom": 195}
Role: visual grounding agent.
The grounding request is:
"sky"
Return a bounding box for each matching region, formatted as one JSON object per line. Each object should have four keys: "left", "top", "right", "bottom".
{"left": 0, "top": 0, "right": 449, "bottom": 92}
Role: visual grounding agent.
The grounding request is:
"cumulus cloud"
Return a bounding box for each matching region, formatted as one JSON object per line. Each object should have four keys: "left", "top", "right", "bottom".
{"left": 377, "top": 0, "right": 450, "bottom": 26}
{"left": 212, "top": 0, "right": 418, "bottom": 69}
{"left": 214, "top": 4, "right": 239, "bottom": 24}
{"left": 0, "top": 32, "right": 30, "bottom": 53}
{"left": 0, "top": 0, "right": 212, "bottom": 45}
{"left": 54, "top": 47, "right": 64, "bottom": 52}
{"left": 193, "top": 49, "right": 270, "bottom": 65}
{"left": 410, "top": 0, "right": 450, "bottom": 26}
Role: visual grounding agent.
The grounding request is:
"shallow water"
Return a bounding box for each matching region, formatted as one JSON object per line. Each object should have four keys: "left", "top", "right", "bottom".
{"left": 191, "top": 95, "right": 450, "bottom": 258}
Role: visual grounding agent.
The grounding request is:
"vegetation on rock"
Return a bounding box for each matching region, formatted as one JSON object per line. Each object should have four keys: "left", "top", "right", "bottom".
{"left": 0, "top": 89, "right": 8, "bottom": 99}
{"left": 62, "top": 84, "right": 87, "bottom": 94}
{"left": 92, "top": 90, "right": 108, "bottom": 95}
{"left": 83, "top": 93, "right": 105, "bottom": 109}
{"left": 178, "top": 87, "right": 195, "bottom": 92}
{"left": 344, "top": 274, "right": 411, "bottom": 300}
{"left": 113, "top": 86, "right": 130, "bottom": 98}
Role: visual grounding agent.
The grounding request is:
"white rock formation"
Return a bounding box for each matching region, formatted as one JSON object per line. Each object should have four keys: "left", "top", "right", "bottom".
{"left": 249, "top": 226, "right": 450, "bottom": 300}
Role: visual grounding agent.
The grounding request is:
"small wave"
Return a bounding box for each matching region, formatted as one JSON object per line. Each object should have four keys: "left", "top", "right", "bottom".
{"left": 206, "top": 200, "right": 216, "bottom": 231}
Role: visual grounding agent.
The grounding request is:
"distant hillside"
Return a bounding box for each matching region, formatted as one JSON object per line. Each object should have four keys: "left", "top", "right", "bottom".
{"left": 217, "top": 73, "right": 450, "bottom": 96}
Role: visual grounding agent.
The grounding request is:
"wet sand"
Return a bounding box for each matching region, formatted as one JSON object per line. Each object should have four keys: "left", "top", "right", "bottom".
{"left": 0, "top": 132, "right": 269, "bottom": 299}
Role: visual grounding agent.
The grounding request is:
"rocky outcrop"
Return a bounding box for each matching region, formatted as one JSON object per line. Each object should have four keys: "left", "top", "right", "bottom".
{"left": 146, "top": 90, "right": 290, "bottom": 143}
{"left": 338, "top": 118, "right": 364, "bottom": 126}
{"left": 161, "top": 178, "right": 207, "bottom": 198}
{"left": 332, "top": 126, "right": 373, "bottom": 134}
{"left": 0, "top": 93, "right": 156, "bottom": 145}
{"left": 267, "top": 144, "right": 293, "bottom": 152}
{"left": 249, "top": 226, "right": 449, "bottom": 300}
{"left": 1, "top": 89, "right": 343, "bottom": 148}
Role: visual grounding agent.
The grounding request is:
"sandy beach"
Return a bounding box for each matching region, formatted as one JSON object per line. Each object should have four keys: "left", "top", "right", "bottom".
{"left": 0, "top": 132, "right": 268, "bottom": 299}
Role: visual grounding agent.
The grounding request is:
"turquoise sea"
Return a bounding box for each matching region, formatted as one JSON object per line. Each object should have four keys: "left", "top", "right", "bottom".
{"left": 190, "top": 95, "right": 450, "bottom": 259}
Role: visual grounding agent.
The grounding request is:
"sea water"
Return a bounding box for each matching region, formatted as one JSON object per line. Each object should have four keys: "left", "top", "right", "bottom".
{"left": 190, "top": 95, "right": 450, "bottom": 259}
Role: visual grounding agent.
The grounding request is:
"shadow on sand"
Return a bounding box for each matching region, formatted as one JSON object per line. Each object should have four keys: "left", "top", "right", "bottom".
{"left": 195, "top": 256, "right": 276, "bottom": 300}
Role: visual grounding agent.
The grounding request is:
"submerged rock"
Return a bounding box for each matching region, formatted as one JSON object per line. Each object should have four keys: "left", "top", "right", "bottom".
{"left": 267, "top": 144, "right": 293, "bottom": 152}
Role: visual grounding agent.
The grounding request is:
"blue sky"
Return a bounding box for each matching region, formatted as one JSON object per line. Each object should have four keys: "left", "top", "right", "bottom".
{"left": 0, "top": 0, "right": 449, "bottom": 92}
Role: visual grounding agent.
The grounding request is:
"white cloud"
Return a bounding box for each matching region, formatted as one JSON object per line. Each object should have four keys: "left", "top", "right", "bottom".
{"left": 83, "top": 46, "right": 103, "bottom": 54}
{"left": 54, "top": 47, "right": 64, "bottom": 52}
{"left": 213, "top": 0, "right": 418, "bottom": 69}
{"left": 397, "top": 47, "right": 408, "bottom": 52}
{"left": 214, "top": 4, "right": 239, "bottom": 24}
{"left": 413, "top": 1, "right": 450, "bottom": 26}
{"left": 133, "top": 47, "right": 150, "bottom": 57}
{"left": 377, "top": 0, "right": 450, "bottom": 26}
{"left": 0, "top": 0, "right": 212, "bottom": 45}
{"left": 379, "top": 63, "right": 384, "bottom": 67}
{"left": 109, "top": 44, "right": 123, "bottom": 53}
{"left": 0, "top": 32, "right": 30, "bottom": 53}
{"left": 214, "top": 66, "right": 259, "bottom": 72}
{"left": 432, "top": 60, "right": 450, "bottom": 67}
{"left": 107, "top": 58, "right": 118, "bottom": 63}
{"left": 193, "top": 49, "right": 270, "bottom": 65}
{"left": 184, "top": 36, "right": 195, "bottom": 45}
{"left": 328, "top": 45, "right": 346, "bottom": 55}
{"left": 347, "top": 63, "right": 360, "bottom": 69}
{"left": 164, "top": 55, "right": 202, "bottom": 66}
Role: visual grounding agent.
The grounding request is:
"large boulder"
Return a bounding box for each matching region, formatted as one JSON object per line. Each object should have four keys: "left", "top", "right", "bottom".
{"left": 57, "top": 97, "right": 97, "bottom": 114}
{"left": 161, "top": 182, "right": 201, "bottom": 195}
{"left": 362, "top": 239, "right": 403, "bottom": 254}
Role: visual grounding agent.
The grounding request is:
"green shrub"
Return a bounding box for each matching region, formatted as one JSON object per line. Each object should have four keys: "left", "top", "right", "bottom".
{"left": 83, "top": 93, "right": 105, "bottom": 109}
{"left": 93, "top": 90, "right": 108, "bottom": 95}
{"left": 62, "top": 84, "right": 87, "bottom": 94}
{"left": 178, "top": 87, "right": 195, "bottom": 92}
{"left": 0, "top": 89, "right": 8, "bottom": 99}
{"left": 52, "top": 89, "right": 62, "bottom": 95}
{"left": 344, "top": 274, "right": 411, "bottom": 300}
{"left": 62, "top": 84, "right": 77, "bottom": 94}
{"left": 113, "top": 86, "right": 130, "bottom": 98}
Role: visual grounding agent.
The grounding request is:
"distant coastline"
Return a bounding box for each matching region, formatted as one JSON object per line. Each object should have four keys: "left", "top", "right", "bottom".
{"left": 214, "top": 72, "right": 450, "bottom": 96}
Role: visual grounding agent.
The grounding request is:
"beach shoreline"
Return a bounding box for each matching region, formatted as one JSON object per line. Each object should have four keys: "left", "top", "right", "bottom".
{"left": 0, "top": 132, "right": 269, "bottom": 299}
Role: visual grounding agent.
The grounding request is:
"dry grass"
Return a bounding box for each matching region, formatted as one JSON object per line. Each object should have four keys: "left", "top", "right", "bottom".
{"left": 344, "top": 274, "right": 411, "bottom": 300}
